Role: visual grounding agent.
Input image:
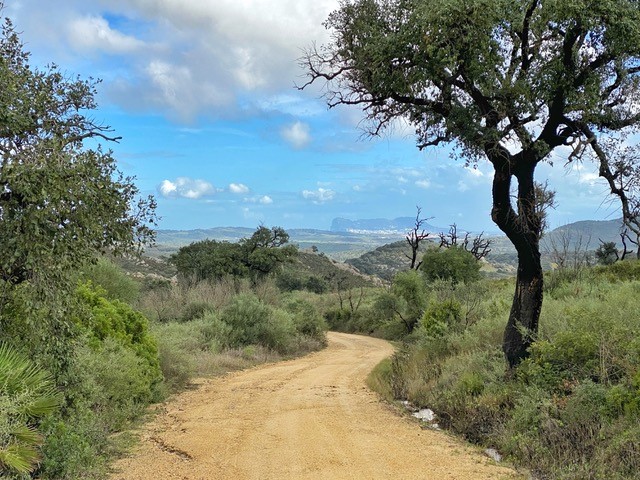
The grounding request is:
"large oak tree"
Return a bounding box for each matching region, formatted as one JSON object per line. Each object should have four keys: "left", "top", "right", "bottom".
{"left": 0, "top": 15, "right": 156, "bottom": 292}
{"left": 301, "top": 0, "right": 640, "bottom": 367}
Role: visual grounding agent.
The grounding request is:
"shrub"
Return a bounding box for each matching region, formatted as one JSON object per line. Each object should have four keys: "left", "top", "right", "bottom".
{"left": 419, "top": 299, "right": 462, "bottom": 337}
{"left": 305, "top": 275, "right": 329, "bottom": 294}
{"left": 77, "top": 339, "right": 159, "bottom": 429}
{"left": 75, "top": 282, "right": 162, "bottom": 397}
{"left": 180, "top": 301, "right": 212, "bottom": 322}
{"left": 275, "top": 269, "right": 305, "bottom": 292}
{"left": 286, "top": 299, "right": 327, "bottom": 342}
{"left": 80, "top": 258, "right": 140, "bottom": 304}
{"left": 220, "top": 294, "right": 295, "bottom": 354}
{"left": 420, "top": 246, "right": 481, "bottom": 284}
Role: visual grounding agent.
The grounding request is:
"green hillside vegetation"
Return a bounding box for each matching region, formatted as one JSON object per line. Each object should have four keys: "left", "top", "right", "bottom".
{"left": 355, "top": 259, "right": 640, "bottom": 480}
{"left": 345, "top": 240, "right": 434, "bottom": 281}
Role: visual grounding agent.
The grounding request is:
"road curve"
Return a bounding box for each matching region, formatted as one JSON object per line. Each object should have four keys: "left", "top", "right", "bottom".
{"left": 110, "top": 332, "right": 518, "bottom": 480}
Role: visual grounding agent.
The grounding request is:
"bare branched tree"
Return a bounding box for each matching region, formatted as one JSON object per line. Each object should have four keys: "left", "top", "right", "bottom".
{"left": 405, "top": 206, "right": 432, "bottom": 269}
{"left": 620, "top": 228, "right": 635, "bottom": 261}
{"left": 570, "top": 138, "right": 640, "bottom": 259}
{"left": 438, "top": 224, "right": 492, "bottom": 261}
{"left": 544, "top": 229, "right": 593, "bottom": 270}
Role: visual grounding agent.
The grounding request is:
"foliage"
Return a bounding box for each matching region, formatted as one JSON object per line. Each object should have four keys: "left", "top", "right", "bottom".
{"left": 420, "top": 247, "right": 481, "bottom": 284}
{"left": 170, "top": 226, "right": 297, "bottom": 283}
{"left": 79, "top": 258, "right": 140, "bottom": 304}
{"left": 390, "top": 269, "right": 428, "bottom": 333}
{"left": 419, "top": 298, "right": 462, "bottom": 338}
{"left": 285, "top": 299, "right": 328, "bottom": 343}
{"left": 376, "top": 266, "right": 640, "bottom": 479}
{"left": 220, "top": 294, "right": 296, "bottom": 354}
{"left": 596, "top": 241, "right": 620, "bottom": 265}
{"left": 0, "top": 16, "right": 155, "bottom": 291}
{"left": 0, "top": 344, "right": 61, "bottom": 476}
{"left": 302, "top": 0, "right": 640, "bottom": 367}
{"left": 74, "top": 282, "right": 162, "bottom": 397}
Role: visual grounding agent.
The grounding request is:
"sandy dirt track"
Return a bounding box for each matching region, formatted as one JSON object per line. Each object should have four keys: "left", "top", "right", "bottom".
{"left": 110, "top": 332, "right": 519, "bottom": 480}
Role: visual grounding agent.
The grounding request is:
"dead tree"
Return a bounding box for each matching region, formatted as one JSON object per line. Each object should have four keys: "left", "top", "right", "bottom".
{"left": 405, "top": 206, "right": 432, "bottom": 269}
{"left": 620, "top": 228, "right": 635, "bottom": 261}
{"left": 570, "top": 136, "right": 640, "bottom": 259}
{"left": 438, "top": 224, "right": 492, "bottom": 261}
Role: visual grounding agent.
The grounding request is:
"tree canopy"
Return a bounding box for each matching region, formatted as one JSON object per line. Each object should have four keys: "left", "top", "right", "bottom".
{"left": 302, "top": 0, "right": 640, "bottom": 366}
{"left": 170, "top": 226, "right": 298, "bottom": 283}
{"left": 0, "top": 16, "right": 156, "bottom": 290}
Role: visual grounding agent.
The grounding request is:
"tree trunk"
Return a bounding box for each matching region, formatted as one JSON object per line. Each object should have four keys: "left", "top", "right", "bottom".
{"left": 504, "top": 247, "right": 543, "bottom": 368}
{"left": 489, "top": 152, "right": 543, "bottom": 368}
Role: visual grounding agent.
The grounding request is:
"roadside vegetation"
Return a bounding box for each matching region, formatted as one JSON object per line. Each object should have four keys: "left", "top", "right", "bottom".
{"left": 0, "top": 11, "right": 332, "bottom": 477}
{"left": 359, "top": 258, "right": 640, "bottom": 480}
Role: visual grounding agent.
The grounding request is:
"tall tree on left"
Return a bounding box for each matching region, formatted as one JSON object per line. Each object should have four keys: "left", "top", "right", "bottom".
{"left": 0, "top": 13, "right": 157, "bottom": 292}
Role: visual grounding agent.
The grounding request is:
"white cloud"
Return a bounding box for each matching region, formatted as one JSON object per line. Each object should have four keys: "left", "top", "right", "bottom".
{"left": 465, "top": 166, "right": 484, "bottom": 177}
{"left": 158, "top": 177, "right": 215, "bottom": 199}
{"left": 21, "top": 1, "right": 340, "bottom": 119}
{"left": 577, "top": 172, "right": 601, "bottom": 185}
{"left": 229, "top": 183, "right": 250, "bottom": 194}
{"left": 243, "top": 194, "right": 274, "bottom": 204}
{"left": 415, "top": 179, "right": 431, "bottom": 189}
{"left": 67, "top": 15, "right": 147, "bottom": 54}
{"left": 302, "top": 187, "right": 335, "bottom": 204}
{"left": 281, "top": 121, "right": 311, "bottom": 149}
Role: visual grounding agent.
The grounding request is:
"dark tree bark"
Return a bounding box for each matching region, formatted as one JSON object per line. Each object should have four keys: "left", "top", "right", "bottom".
{"left": 489, "top": 150, "right": 543, "bottom": 368}
{"left": 300, "top": 0, "right": 640, "bottom": 368}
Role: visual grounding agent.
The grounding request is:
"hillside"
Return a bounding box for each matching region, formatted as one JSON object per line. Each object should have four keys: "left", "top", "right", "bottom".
{"left": 143, "top": 219, "right": 627, "bottom": 283}
{"left": 330, "top": 216, "right": 447, "bottom": 234}
{"left": 151, "top": 227, "right": 403, "bottom": 259}
{"left": 344, "top": 219, "right": 626, "bottom": 280}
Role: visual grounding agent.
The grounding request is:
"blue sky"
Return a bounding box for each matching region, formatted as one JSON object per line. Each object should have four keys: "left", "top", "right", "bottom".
{"left": 6, "top": 0, "right": 622, "bottom": 232}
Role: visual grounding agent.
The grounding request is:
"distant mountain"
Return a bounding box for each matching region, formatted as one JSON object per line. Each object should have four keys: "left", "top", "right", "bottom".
{"left": 150, "top": 227, "right": 403, "bottom": 259}
{"left": 343, "top": 218, "right": 627, "bottom": 281}
{"left": 330, "top": 217, "right": 446, "bottom": 234}
{"left": 542, "top": 218, "right": 624, "bottom": 250}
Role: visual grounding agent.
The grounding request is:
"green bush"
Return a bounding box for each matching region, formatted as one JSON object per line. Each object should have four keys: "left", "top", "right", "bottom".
{"left": 180, "top": 301, "right": 212, "bottom": 322}
{"left": 420, "top": 246, "right": 481, "bottom": 284}
{"left": 286, "top": 299, "right": 327, "bottom": 342}
{"left": 75, "top": 282, "right": 162, "bottom": 396}
{"left": 275, "top": 269, "right": 305, "bottom": 292}
{"left": 77, "top": 339, "right": 158, "bottom": 430}
{"left": 80, "top": 258, "right": 140, "bottom": 304}
{"left": 304, "top": 275, "right": 329, "bottom": 294}
{"left": 220, "top": 294, "right": 296, "bottom": 353}
{"left": 419, "top": 298, "right": 462, "bottom": 337}
{"left": 594, "top": 259, "right": 640, "bottom": 282}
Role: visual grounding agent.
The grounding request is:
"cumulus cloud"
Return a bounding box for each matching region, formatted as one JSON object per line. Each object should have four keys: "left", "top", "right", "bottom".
{"left": 21, "top": 1, "right": 340, "bottom": 119}
{"left": 229, "top": 183, "right": 250, "bottom": 194}
{"left": 415, "top": 179, "right": 431, "bottom": 189}
{"left": 67, "top": 15, "right": 147, "bottom": 54}
{"left": 281, "top": 121, "right": 311, "bottom": 149}
{"left": 243, "top": 194, "right": 274, "bottom": 205}
{"left": 302, "top": 187, "right": 335, "bottom": 204}
{"left": 158, "top": 177, "right": 215, "bottom": 199}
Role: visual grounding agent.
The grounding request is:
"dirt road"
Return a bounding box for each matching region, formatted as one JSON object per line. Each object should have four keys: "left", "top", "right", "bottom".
{"left": 111, "top": 332, "right": 518, "bottom": 480}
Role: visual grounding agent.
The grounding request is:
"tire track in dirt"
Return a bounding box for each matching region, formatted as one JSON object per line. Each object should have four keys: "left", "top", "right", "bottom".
{"left": 110, "top": 332, "right": 520, "bottom": 480}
